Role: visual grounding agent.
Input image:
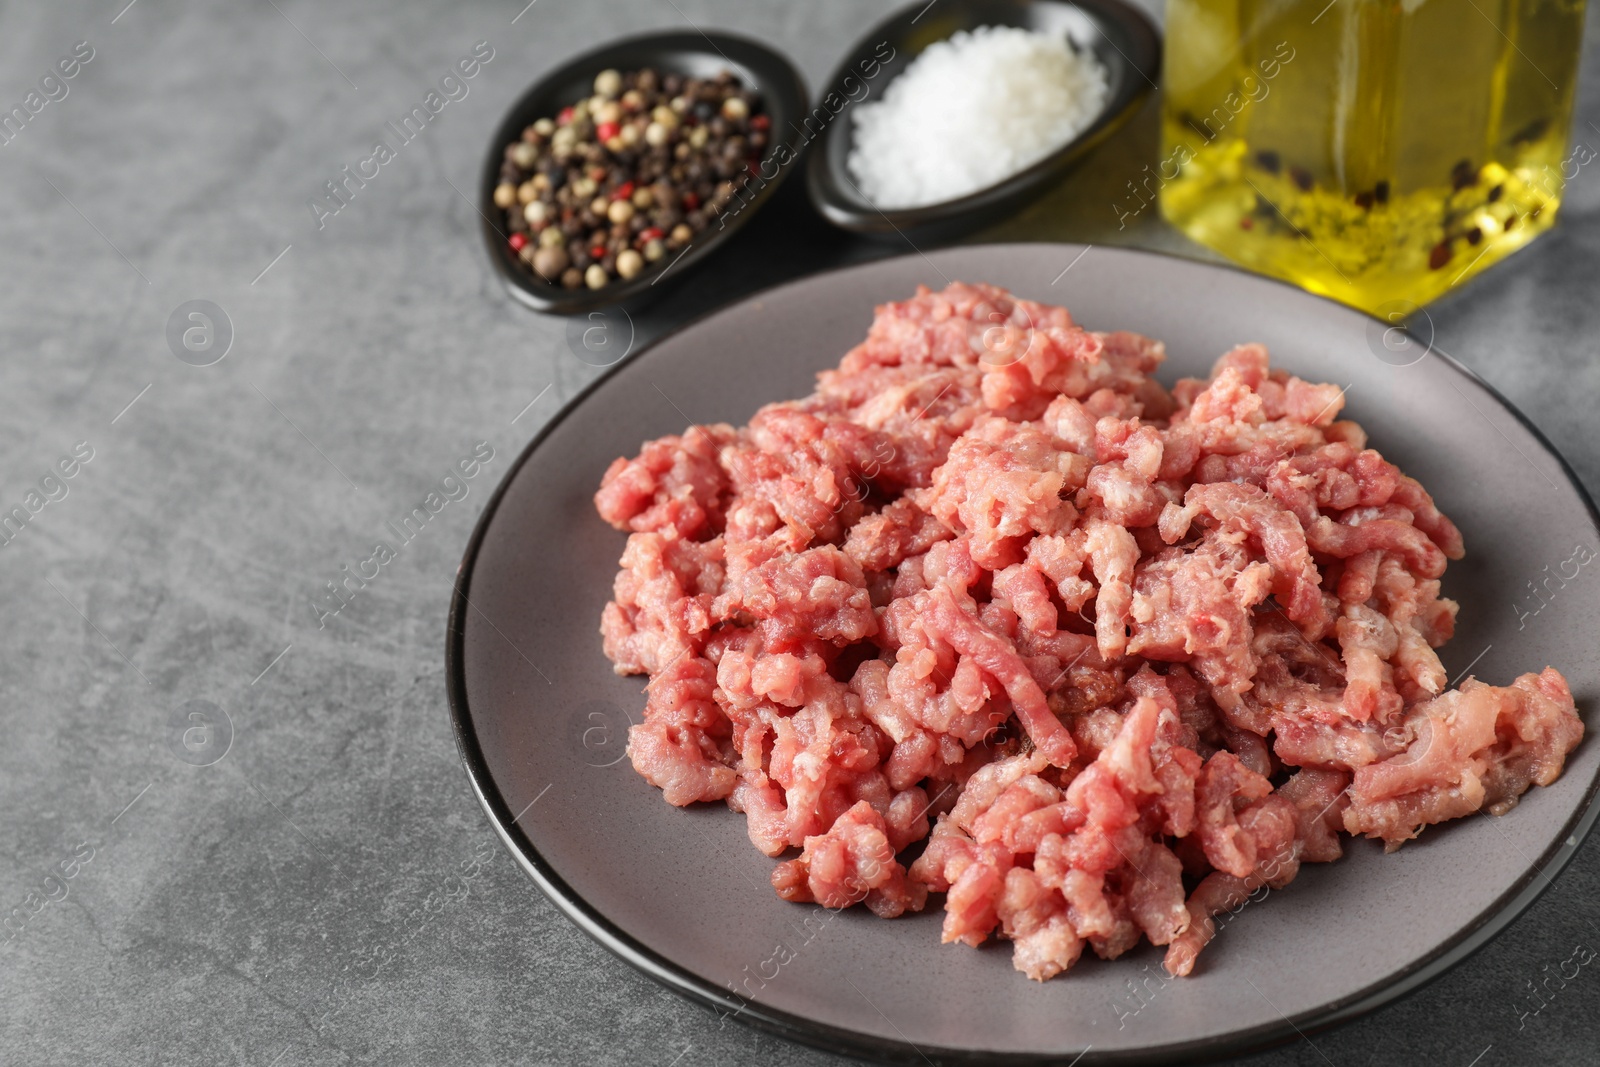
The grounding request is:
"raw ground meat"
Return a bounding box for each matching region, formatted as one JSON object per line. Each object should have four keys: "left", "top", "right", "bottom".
{"left": 594, "top": 282, "right": 1584, "bottom": 981}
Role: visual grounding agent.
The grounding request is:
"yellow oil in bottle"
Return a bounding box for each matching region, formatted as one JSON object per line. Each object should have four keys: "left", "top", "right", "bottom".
{"left": 1156, "top": 0, "right": 1587, "bottom": 314}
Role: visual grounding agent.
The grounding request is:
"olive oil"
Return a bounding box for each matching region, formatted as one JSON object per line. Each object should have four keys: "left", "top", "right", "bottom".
{"left": 1157, "top": 0, "right": 1586, "bottom": 313}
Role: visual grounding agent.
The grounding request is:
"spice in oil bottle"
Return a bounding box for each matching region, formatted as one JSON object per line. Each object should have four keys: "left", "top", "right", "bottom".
{"left": 1156, "top": 0, "right": 1587, "bottom": 313}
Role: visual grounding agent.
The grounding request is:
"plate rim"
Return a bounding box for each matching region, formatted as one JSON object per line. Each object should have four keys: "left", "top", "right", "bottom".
{"left": 445, "top": 242, "right": 1600, "bottom": 1066}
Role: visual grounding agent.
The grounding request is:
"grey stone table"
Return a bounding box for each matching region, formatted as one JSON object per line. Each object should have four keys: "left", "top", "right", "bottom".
{"left": 2, "top": 1, "right": 1597, "bottom": 1064}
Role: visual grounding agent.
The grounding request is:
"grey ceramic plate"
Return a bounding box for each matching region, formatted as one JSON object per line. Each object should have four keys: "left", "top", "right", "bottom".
{"left": 447, "top": 244, "right": 1600, "bottom": 1065}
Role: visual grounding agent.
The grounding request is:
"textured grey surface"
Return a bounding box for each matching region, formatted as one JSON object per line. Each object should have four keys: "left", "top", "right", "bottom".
{"left": 0, "top": 2, "right": 1597, "bottom": 1066}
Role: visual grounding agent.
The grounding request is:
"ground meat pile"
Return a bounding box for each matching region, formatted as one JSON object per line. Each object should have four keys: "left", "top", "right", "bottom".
{"left": 593, "top": 282, "right": 1583, "bottom": 981}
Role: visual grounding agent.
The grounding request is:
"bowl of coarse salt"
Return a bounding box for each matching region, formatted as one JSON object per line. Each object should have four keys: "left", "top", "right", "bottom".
{"left": 805, "top": 0, "right": 1159, "bottom": 240}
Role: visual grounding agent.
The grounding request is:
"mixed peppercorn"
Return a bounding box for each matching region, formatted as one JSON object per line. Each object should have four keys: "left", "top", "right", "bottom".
{"left": 494, "top": 66, "right": 769, "bottom": 291}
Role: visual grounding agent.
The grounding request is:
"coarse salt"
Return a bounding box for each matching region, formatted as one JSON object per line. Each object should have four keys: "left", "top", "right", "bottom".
{"left": 847, "top": 25, "right": 1109, "bottom": 209}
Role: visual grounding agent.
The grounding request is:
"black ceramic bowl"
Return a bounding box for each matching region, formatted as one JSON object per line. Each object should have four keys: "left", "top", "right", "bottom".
{"left": 806, "top": 0, "right": 1160, "bottom": 241}
{"left": 480, "top": 32, "right": 808, "bottom": 315}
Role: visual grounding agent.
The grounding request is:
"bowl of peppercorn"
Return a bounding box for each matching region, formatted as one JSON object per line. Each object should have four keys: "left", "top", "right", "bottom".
{"left": 481, "top": 32, "right": 808, "bottom": 315}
